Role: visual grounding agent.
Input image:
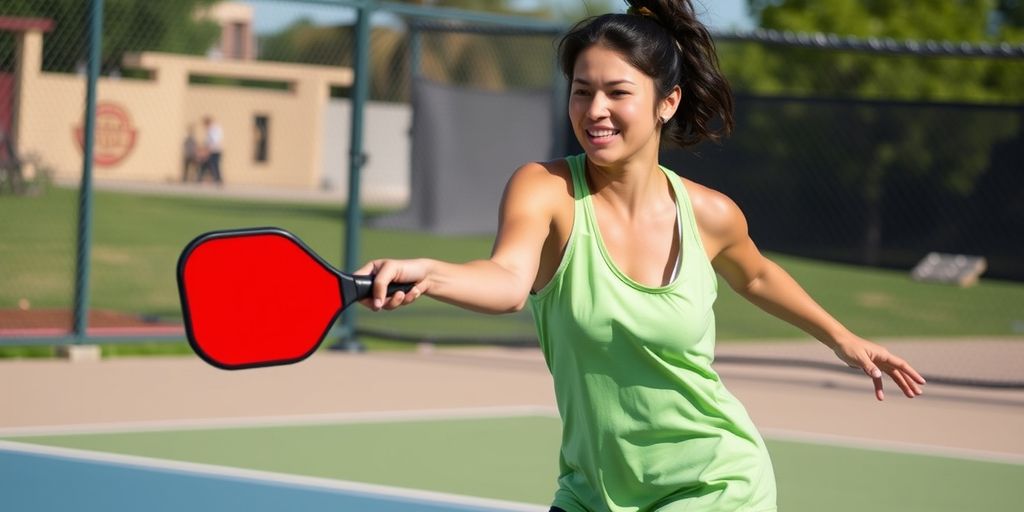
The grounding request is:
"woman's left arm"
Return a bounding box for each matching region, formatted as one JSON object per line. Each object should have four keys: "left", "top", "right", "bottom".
{"left": 692, "top": 184, "right": 926, "bottom": 401}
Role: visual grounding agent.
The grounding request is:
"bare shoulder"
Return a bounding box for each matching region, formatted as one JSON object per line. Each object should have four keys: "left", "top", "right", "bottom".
{"left": 507, "top": 159, "right": 572, "bottom": 193}
{"left": 680, "top": 178, "right": 748, "bottom": 241}
{"left": 494, "top": 159, "right": 575, "bottom": 280}
{"left": 503, "top": 159, "right": 574, "bottom": 210}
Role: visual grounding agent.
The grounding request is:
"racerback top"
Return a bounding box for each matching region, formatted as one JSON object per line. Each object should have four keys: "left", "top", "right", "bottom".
{"left": 528, "top": 154, "right": 777, "bottom": 512}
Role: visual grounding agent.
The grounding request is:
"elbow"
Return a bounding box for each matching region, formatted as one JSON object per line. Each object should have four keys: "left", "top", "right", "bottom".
{"left": 739, "top": 275, "right": 764, "bottom": 299}
{"left": 482, "top": 262, "right": 533, "bottom": 313}
{"left": 468, "top": 294, "right": 528, "bottom": 315}
{"left": 478, "top": 301, "right": 527, "bottom": 315}
{"left": 505, "top": 289, "right": 533, "bottom": 314}
{"left": 736, "top": 259, "right": 779, "bottom": 300}
{"left": 504, "top": 294, "right": 529, "bottom": 314}
{"left": 499, "top": 271, "right": 532, "bottom": 313}
{"left": 509, "top": 299, "right": 528, "bottom": 313}
{"left": 733, "top": 267, "right": 769, "bottom": 300}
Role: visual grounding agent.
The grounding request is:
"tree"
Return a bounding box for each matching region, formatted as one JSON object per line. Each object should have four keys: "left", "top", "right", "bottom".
{"left": 1, "top": 0, "right": 221, "bottom": 73}
{"left": 398, "top": 0, "right": 618, "bottom": 20}
{"left": 258, "top": 0, "right": 612, "bottom": 101}
{"left": 732, "top": 0, "right": 1024, "bottom": 101}
{"left": 715, "top": 0, "right": 1024, "bottom": 264}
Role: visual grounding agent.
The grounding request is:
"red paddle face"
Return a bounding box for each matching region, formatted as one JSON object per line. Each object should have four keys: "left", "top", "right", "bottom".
{"left": 177, "top": 229, "right": 343, "bottom": 370}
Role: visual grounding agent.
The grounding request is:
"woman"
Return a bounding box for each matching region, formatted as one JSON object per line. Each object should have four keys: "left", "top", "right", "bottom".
{"left": 359, "top": 1, "right": 926, "bottom": 510}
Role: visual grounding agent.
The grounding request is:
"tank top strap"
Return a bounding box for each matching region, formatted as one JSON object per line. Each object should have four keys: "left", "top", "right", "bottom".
{"left": 661, "top": 167, "right": 717, "bottom": 287}
{"left": 567, "top": 153, "right": 589, "bottom": 201}
{"left": 566, "top": 154, "right": 595, "bottom": 238}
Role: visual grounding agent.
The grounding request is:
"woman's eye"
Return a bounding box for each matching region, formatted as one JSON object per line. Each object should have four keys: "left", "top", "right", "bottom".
{"left": 611, "top": 90, "right": 630, "bottom": 97}
{"left": 572, "top": 89, "right": 591, "bottom": 96}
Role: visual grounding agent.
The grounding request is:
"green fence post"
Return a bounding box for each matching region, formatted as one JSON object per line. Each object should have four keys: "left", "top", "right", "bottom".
{"left": 72, "top": 0, "right": 104, "bottom": 344}
{"left": 333, "top": 0, "right": 375, "bottom": 352}
{"left": 551, "top": 51, "right": 568, "bottom": 160}
{"left": 410, "top": 23, "right": 421, "bottom": 77}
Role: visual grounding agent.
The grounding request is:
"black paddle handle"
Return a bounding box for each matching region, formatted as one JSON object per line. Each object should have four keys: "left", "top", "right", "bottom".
{"left": 351, "top": 274, "right": 416, "bottom": 301}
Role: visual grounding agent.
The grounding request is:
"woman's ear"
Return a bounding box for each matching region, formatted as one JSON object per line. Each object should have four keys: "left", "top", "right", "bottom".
{"left": 658, "top": 85, "right": 682, "bottom": 123}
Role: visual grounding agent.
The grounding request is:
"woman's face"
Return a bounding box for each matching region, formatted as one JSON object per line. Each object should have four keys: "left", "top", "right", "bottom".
{"left": 569, "top": 44, "right": 675, "bottom": 167}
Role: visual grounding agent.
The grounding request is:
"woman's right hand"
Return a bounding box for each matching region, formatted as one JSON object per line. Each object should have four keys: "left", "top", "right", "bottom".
{"left": 355, "top": 258, "right": 432, "bottom": 311}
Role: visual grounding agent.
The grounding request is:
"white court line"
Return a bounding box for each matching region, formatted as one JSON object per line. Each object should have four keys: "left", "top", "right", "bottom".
{"left": 0, "top": 405, "right": 559, "bottom": 437}
{"left": 761, "top": 427, "right": 1024, "bottom": 465}
{"left": 3, "top": 407, "right": 1019, "bottom": 465}
{"left": 0, "top": 440, "right": 544, "bottom": 511}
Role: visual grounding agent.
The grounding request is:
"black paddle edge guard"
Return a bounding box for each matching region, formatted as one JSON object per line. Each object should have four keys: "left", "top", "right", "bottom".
{"left": 176, "top": 227, "right": 342, "bottom": 371}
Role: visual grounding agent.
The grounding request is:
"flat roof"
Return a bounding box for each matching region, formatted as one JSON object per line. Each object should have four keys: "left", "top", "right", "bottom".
{"left": 0, "top": 17, "right": 55, "bottom": 33}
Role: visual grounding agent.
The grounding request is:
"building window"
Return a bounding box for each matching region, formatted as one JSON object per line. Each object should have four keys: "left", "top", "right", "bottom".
{"left": 232, "top": 22, "right": 247, "bottom": 59}
{"left": 254, "top": 115, "right": 269, "bottom": 163}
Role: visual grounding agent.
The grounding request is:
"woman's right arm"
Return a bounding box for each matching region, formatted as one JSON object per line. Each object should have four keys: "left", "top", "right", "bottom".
{"left": 358, "top": 162, "right": 560, "bottom": 314}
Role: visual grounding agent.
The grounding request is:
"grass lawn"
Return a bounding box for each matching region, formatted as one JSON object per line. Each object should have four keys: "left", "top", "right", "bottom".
{"left": 1, "top": 186, "right": 1022, "bottom": 358}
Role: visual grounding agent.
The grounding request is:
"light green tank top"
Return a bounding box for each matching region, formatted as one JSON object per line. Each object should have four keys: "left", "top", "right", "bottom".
{"left": 528, "top": 154, "right": 777, "bottom": 512}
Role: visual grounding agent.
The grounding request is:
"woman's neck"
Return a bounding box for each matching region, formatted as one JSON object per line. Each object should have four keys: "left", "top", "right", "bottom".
{"left": 585, "top": 152, "right": 672, "bottom": 218}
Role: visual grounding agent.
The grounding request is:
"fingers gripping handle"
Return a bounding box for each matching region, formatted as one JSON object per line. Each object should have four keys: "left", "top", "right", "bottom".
{"left": 387, "top": 282, "right": 416, "bottom": 296}
{"left": 351, "top": 274, "right": 415, "bottom": 302}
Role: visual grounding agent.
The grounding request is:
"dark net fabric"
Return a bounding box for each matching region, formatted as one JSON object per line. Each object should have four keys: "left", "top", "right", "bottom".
{"left": 370, "top": 77, "right": 555, "bottom": 235}
{"left": 646, "top": 97, "right": 1024, "bottom": 281}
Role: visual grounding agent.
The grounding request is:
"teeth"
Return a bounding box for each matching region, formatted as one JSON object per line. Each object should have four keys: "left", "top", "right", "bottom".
{"left": 589, "top": 129, "right": 617, "bottom": 138}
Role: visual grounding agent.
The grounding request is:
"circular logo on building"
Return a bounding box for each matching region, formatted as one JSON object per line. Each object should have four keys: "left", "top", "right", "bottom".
{"left": 74, "top": 102, "right": 138, "bottom": 167}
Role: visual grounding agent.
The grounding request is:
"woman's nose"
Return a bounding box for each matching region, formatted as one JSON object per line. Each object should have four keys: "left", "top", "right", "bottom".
{"left": 587, "top": 94, "right": 609, "bottom": 119}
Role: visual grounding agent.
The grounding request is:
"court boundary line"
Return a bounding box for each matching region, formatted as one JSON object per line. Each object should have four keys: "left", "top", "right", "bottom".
{"left": 761, "top": 427, "right": 1024, "bottom": 465}
{"left": 3, "top": 407, "right": 1020, "bottom": 465}
{"left": 0, "top": 405, "right": 560, "bottom": 437}
{"left": 0, "top": 440, "right": 545, "bottom": 511}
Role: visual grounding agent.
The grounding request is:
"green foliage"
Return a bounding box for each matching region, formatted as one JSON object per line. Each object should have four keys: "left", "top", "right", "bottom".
{"left": 254, "top": 0, "right": 619, "bottom": 101}
{"left": 259, "top": 22, "right": 407, "bottom": 100}
{"left": 733, "top": 0, "right": 1024, "bottom": 101}
{"left": 259, "top": 19, "right": 349, "bottom": 66}
{"left": 395, "top": 0, "right": 619, "bottom": 20}
{"left": 1000, "top": 0, "right": 1024, "bottom": 27}
{"left": 1, "top": 0, "right": 221, "bottom": 73}
{"left": 724, "top": 1, "right": 1024, "bottom": 264}
{"left": 258, "top": 10, "right": 560, "bottom": 101}
{"left": 397, "top": 0, "right": 544, "bottom": 17}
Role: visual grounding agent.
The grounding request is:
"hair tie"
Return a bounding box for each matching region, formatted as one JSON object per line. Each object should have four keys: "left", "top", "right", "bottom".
{"left": 628, "top": 5, "right": 682, "bottom": 52}
{"left": 627, "top": 6, "right": 659, "bottom": 22}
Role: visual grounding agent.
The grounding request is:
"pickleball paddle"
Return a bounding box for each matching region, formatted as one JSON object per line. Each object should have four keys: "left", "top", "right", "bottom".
{"left": 177, "top": 227, "right": 413, "bottom": 370}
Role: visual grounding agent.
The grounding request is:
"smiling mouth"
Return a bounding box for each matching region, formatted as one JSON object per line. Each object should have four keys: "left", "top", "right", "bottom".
{"left": 586, "top": 129, "right": 620, "bottom": 138}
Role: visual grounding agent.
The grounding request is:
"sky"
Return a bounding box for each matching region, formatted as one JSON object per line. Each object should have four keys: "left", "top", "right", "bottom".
{"left": 244, "top": 0, "right": 755, "bottom": 36}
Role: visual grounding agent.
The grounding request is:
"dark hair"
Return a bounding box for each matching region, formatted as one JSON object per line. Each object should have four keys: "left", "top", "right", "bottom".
{"left": 558, "top": 0, "right": 734, "bottom": 148}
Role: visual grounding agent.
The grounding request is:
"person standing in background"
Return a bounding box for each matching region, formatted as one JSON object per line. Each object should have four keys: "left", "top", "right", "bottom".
{"left": 182, "top": 125, "right": 199, "bottom": 183}
{"left": 199, "top": 115, "right": 224, "bottom": 185}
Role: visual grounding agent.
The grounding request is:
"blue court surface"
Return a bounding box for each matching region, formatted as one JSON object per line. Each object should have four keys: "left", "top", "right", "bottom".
{"left": 0, "top": 440, "right": 541, "bottom": 512}
{"left": 3, "top": 413, "right": 1021, "bottom": 512}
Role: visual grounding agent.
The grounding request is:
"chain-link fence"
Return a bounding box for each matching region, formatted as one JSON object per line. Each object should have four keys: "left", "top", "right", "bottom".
{"left": 1, "top": 0, "right": 1022, "bottom": 387}
{"left": 664, "top": 35, "right": 1024, "bottom": 281}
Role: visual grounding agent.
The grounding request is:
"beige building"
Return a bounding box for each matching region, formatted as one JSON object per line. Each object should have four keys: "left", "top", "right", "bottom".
{"left": 202, "top": 1, "right": 258, "bottom": 60}
{"left": 4, "top": 7, "right": 411, "bottom": 204}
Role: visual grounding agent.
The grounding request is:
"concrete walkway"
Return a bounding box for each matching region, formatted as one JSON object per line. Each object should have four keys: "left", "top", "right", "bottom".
{"left": 2, "top": 342, "right": 1022, "bottom": 462}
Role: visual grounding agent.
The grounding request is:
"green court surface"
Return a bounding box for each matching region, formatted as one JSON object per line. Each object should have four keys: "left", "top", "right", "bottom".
{"left": 5, "top": 415, "right": 1022, "bottom": 511}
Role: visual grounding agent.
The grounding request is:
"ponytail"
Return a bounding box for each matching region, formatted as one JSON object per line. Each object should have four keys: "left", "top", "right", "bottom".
{"left": 558, "top": 0, "right": 734, "bottom": 148}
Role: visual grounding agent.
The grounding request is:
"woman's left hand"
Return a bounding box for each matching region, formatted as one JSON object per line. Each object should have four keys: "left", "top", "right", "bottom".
{"left": 831, "top": 335, "right": 927, "bottom": 401}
